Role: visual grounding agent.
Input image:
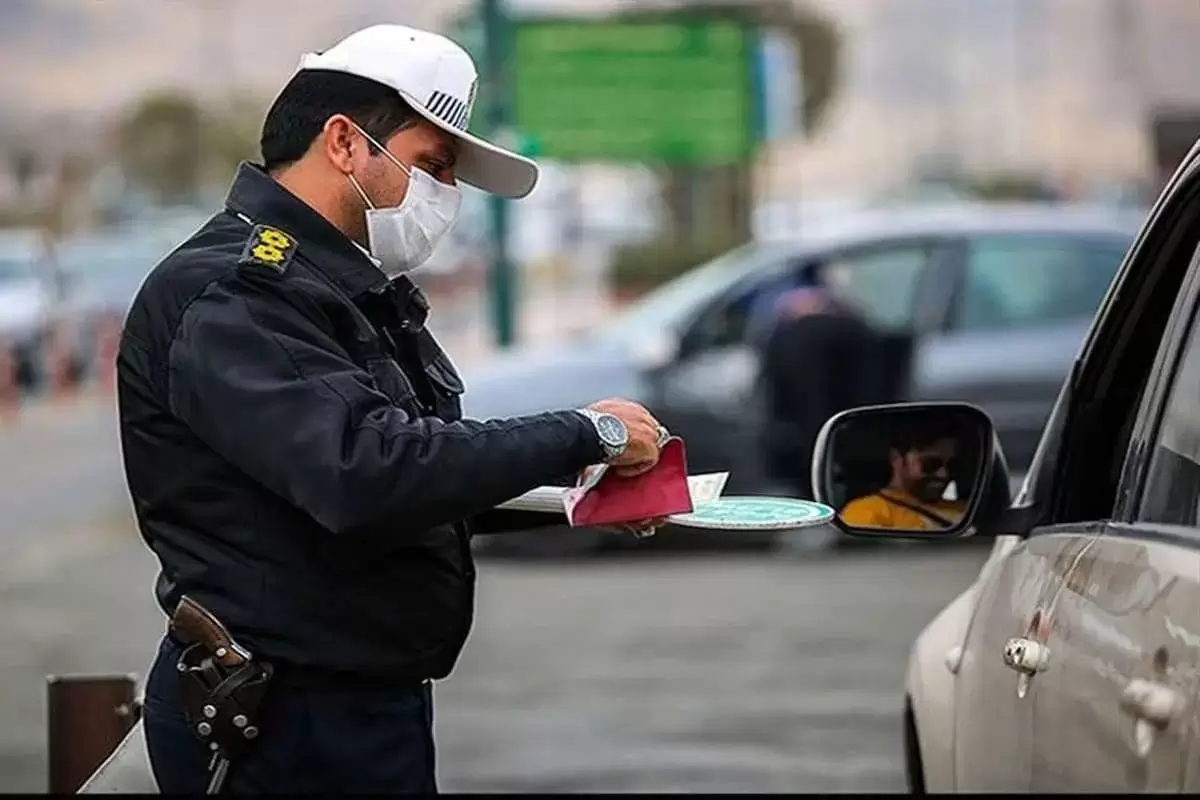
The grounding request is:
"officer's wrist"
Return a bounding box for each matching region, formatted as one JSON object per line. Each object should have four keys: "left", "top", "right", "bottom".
{"left": 576, "top": 407, "right": 637, "bottom": 464}
{"left": 566, "top": 409, "right": 607, "bottom": 464}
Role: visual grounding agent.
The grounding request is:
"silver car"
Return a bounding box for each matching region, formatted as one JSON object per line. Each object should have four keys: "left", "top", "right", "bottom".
{"left": 812, "top": 144, "right": 1200, "bottom": 791}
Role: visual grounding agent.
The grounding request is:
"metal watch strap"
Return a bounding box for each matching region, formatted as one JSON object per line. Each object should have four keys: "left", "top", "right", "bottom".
{"left": 575, "top": 408, "right": 624, "bottom": 461}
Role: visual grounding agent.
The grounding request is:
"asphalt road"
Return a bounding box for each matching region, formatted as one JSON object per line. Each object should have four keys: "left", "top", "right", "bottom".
{"left": 0, "top": 393, "right": 989, "bottom": 793}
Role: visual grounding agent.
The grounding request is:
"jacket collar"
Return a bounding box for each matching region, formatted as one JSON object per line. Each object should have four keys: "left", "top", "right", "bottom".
{"left": 224, "top": 162, "right": 390, "bottom": 299}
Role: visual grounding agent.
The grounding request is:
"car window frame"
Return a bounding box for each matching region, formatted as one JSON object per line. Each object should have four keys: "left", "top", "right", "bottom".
{"left": 1020, "top": 155, "right": 1200, "bottom": 532}
{"left": 1117, "top": 241, "right": 1200, "bottom": 530}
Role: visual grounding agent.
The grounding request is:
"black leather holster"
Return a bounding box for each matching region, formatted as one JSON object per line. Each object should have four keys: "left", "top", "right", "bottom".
{"left": 170, "top": 596, "right": 274, "bottom": 775}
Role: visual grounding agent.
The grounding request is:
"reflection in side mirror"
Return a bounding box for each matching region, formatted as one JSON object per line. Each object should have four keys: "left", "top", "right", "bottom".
{"left": 811, "top": 402, "right": 1001, "bottom": 540}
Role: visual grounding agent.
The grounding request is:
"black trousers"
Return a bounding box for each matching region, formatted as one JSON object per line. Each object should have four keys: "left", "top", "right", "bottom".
{"left": 143, "top": 636, "right": 438, "bottom": 794}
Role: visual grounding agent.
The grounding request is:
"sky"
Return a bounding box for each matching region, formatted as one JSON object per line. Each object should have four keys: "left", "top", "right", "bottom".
{"left": 6, "top": 0, "right": 1200, "bottom": 197}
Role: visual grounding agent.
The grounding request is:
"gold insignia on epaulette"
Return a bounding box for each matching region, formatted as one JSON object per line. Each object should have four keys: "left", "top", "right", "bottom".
{"left": 239, "top": 225, "right": 296, "bottom": 273}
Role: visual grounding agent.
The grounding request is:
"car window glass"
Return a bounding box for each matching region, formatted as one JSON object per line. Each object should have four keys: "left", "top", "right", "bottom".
{"left": 954, "top": 236, "right": 1126, "bottom": 332}
{"left": 1137, "top": 285, "right": 1200, "bottom": 530}
{"left": 822, "top": 245, "right": 928, "bottom": 331}
{"left": 680, "top": 274, "right": 787, "bottom": 353}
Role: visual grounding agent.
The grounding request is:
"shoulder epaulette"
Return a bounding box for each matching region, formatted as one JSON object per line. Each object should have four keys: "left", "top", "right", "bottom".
{"left": 238, "top": 224, "right": 297, "bottom": 274}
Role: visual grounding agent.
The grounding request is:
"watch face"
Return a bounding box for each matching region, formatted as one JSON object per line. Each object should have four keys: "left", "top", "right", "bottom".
{"left": 597, "top": 414, "right": 627, "bottom": 446}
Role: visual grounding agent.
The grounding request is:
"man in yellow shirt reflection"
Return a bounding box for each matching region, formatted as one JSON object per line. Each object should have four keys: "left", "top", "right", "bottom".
{"left": 840, "top": 426, "right": 967, "bottom": 531}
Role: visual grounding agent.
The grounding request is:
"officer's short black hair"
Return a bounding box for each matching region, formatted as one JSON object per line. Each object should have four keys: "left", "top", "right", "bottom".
{"left": 260, "top": 69, "right": 422, "bottom": 172}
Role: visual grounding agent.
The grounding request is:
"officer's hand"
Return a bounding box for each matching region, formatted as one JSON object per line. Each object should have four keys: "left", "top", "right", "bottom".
{"left": 586, "top": 398, "right": 665, "bottom": 478}
{"left": 598, "top": 516, "right": 669, "bottom": 539}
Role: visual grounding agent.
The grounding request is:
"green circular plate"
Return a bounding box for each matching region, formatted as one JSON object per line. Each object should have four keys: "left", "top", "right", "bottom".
{"left": 667, "top": 496, "right": 836, "bottom": 531}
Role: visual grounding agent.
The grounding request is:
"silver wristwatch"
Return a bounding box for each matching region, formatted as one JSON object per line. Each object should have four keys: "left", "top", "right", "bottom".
{"left": 575, "top": 408, "right": 629, "bottom": 462}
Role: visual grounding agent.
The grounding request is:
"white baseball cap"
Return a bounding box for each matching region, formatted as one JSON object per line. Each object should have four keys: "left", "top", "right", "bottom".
{"left": 297, "top": 24, "right": 539, "bottom": 199}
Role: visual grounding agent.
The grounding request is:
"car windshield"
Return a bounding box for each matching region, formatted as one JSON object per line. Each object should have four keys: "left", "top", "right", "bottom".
{"left": 598, "top": 241, "right": 798, "bottom": 343}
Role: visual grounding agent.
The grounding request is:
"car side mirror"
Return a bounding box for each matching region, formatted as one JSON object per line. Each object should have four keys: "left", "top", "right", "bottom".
{"left": 810, "top": 401, "right": 1014, "bottom": 540}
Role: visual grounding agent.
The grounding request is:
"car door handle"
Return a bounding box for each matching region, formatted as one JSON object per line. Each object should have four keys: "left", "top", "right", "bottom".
{"left": 1113, "top": 681, "right": 1180, "bottom": 762}
{"left": 944, "top": 645, "right": 964, "bottom": 675}
{"left": 1003, "top": 637, "right": 1050, "bottom": 674}
{"left": 1003, "top": 637, "right": 1049, "bottom": 698}
{"left": 1120, "top": 678, "right": 1185, "bottom": 758}
{"left": 1120, "top": 678, "right": 1184, "bottom": 725}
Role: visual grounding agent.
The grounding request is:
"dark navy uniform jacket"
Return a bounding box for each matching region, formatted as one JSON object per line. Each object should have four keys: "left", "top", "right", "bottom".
{"left": 117, "top": 163, "right": 602, "bottom": 683}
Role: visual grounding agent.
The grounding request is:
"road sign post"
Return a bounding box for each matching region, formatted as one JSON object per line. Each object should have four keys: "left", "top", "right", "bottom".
{"left": 481, "top": 0, "right": 517, "bottom": 349}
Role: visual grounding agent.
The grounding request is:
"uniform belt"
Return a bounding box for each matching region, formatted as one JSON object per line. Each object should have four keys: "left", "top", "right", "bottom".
{"left": 165, "top": 631, "right": 431, "bottom": 693}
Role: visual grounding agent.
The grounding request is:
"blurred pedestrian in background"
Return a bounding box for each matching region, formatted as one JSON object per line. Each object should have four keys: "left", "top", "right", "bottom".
{"left": 744, "top": 258, "right": 822, "bottom": 350}
{"left": 756, "top": 261, "right": 891, "bottom": 499}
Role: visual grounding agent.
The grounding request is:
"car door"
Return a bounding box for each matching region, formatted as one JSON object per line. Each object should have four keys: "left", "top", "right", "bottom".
{"left": 949, "top": 528, "right": 1091, "bottom": 792}
{"left": 913, "top": 233, "right": 1129, "bottom": 474}
{"left": 1027, "top": 248, "right": 1200, "bottom": 791}
{"left": 948, "top": 385, "right": 1095, "bottom": 792}
{"left": 949, "top": 139, "right": 1200, "bottom": 791}
{"left": 1014, "top": 169, "right": 1200, "bottom": 790}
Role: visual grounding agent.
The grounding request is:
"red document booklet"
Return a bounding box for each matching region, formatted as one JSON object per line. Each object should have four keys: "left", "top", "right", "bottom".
{"left": 563, "top": 436, "right": 695, "bottom": 527}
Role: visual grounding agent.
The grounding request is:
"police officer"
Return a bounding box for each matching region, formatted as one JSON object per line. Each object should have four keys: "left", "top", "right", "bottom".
{"left": 118, "top": 24, "right": 668, "bottom": 794}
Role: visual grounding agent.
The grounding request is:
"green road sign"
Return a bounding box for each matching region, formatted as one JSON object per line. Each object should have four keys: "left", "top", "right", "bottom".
{"left": 511, "top": 17, "right": 758, "bottom": 166}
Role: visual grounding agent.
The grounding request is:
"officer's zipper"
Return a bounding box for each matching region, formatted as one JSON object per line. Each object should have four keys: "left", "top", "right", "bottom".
{"left": 232, "top": 210, "right": 473, "bottom": 580}
{"left": 230, "top": 210, "right": 421, "bottom": 401}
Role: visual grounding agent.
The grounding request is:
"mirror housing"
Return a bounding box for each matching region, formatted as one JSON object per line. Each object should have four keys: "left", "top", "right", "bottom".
{"left": 811, "top": 401, "right": 1015, "bottom": 540}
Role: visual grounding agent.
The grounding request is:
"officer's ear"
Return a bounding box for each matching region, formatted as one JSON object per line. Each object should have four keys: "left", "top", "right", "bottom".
{"left": 321, "top": 114, "right": 360, "bottom": 175}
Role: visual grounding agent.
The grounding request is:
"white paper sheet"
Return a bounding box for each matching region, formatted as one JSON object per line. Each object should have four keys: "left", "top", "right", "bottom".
{"left": 496, "top": 472, "right": 730, "bottom": 517}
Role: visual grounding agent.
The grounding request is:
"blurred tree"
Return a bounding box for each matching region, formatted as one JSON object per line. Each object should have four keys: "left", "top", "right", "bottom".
{"left": 202, "top": 92, "right": 268, "bottom": 186}
{"left": 965, "top": 172, "right": 1060, "bottom": 202}
{"left": 764, "top": 0, "right": 842, "bottom": 140}
{"left": 116, "top": 91, "right": 205, "bottom": 205}
{"left": 114, "top": 90, "right": 271, "bottom": 206}
{"left": 44, "top": 153, "right": 98, "bottom": 238}
{"left": 610, "top": 235, "right": 741, "bottom": 298}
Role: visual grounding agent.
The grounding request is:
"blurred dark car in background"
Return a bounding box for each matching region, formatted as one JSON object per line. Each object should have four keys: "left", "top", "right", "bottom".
{"left": 460, "top": 203, "right": 1142, "bottom": 557}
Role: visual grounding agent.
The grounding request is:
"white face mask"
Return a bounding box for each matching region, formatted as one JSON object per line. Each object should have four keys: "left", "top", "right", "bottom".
{"left": 347, "top": 124, "right": 462, "bottom": 277}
